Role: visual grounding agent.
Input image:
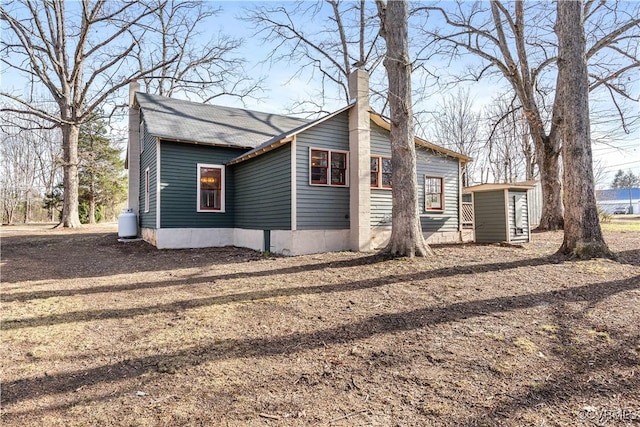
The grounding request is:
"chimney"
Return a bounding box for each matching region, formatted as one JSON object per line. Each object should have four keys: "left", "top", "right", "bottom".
{"left": 127, "top": 80, "right": 141, "bottom": 215}
{"left": 348, "top": 69, "right": 371, "bottom": 251}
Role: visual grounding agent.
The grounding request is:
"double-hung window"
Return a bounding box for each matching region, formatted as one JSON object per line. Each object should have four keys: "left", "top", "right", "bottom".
{"left": 371, "top": 156, "right": 392, "bottom": 188}
{"left": 197, "top": 164, "right": 225, "bottom": 212}
{"left": 424, "top": 176, "right": 444, "bottom": 211}
{"left": 310, "top": 149, "right": 348, "bottom": 186}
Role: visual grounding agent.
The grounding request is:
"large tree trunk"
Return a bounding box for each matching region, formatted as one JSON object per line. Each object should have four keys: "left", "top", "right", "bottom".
{"left": 535, "top": 134, "right": 564, "bottom": 231}
{"left": 61, "top": 123, "right": 82, "bottom": 228}
{"left": 377, "top": 0, "right": 432, "bottom": 257}
{"left": 555, "top": 0, "right": 611, "bottom": 258}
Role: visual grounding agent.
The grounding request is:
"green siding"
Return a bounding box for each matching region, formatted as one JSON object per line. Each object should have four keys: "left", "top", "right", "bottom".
{"left": 160, "top": 141, "right": 245, "bottom": 228}
{"left": 296, "top": 111, "right": 350, "bottom": 230}
{"left": 234, "top": 144, "right": 291, "bottom": 229}
{"left": 371, "top": 125, "right": 393, "bottom": 228}
{"left": 370, "top": 122, "right": 460, "bottom": 233}
{"left": 417, "top": 150, "right": 460, "bottom": 232}
{"left": 139, "top": 118, "right": 157, "bottom": 229}
{"left": 474, "top": 191, "right": 508, "bottom": 243}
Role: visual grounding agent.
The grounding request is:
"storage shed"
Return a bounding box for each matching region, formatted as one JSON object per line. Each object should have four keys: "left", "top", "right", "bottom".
{"left": 464, "top": 182, "right": 536, "bottom": 244}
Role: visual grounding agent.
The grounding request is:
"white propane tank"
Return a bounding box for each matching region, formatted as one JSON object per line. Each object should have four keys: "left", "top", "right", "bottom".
{"left": 118, "top": 209, "right": 138, "bottom": 238}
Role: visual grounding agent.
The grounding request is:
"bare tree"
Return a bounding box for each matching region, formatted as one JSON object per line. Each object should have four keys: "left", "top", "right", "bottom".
{"left": 415, "top": 1, "right": 639, "bottom": 231}
{"left": 555, "top": 0, "right": 611, "bottom": 258}
{"left": 137, "top": 0, "right": 260, "bottom": 104}
{"left": 0, "top": 126, "right": 38, "bottom": 223}
{"left": 429, "top": 88, "right": 482, "bottom": 186}
{"left": 244, "top": 0, "right": 385, "bottom": 114}
{"left": 376, "top": 0, "right": 431, "bottom": 257}
{"left": 1, "top": 0, "right": 256, "bottom": 227}
{"left": 482, "top": 93, "right": 534, "bottom": 184}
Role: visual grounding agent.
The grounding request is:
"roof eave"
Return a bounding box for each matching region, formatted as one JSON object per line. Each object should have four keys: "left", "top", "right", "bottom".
{"left": 369, "top": 112, "right": 473, "bottom": 163}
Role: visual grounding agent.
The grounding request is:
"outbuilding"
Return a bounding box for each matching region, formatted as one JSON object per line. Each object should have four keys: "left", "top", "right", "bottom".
{"left": 464, "top": 182, "right": 536, "bottom": 244}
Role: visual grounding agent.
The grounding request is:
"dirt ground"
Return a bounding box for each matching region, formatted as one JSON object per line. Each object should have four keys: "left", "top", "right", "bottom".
{"left": 1, "top": 224, "right": 639, "bottom": 426}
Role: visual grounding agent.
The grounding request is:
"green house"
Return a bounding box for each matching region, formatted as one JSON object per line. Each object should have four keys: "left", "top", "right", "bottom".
{"left": 125, "top": 70, "right": 471, "bottom": 255}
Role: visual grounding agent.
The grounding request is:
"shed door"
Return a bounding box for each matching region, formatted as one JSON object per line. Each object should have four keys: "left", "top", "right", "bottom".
{"left": 513, "top": 193, "right": 525, "bottom": 235}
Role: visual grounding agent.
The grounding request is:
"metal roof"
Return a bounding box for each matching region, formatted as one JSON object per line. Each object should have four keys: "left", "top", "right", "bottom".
{"left": 135, "top": 92, "right": 309, "bottom": 149}
{"left": 596, "top": 188, "right": 640, "bottom": 201}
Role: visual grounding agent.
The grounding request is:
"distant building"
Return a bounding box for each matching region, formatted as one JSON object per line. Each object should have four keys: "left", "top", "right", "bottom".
{"left": 596, "top": 188, "right": 640, "bottom": 214}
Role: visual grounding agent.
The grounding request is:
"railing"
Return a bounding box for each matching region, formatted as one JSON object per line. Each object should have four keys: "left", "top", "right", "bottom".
{"left": 462, "top": 201, "right": 474, "bottom": 228}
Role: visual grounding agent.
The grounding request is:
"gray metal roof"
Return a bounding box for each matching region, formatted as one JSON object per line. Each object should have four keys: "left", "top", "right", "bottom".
{"left": 135, "top": 92, "right": 310, "bottom": 148}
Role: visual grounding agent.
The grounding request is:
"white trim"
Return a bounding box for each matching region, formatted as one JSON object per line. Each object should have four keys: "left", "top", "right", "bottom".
{"left": 424, "top": 175, "right": 445, "bottom": 212}
{"left": 156, "top": 139, "right": 161, "bottom": 228}
{"left": 196, "top": 163, "right": 226, "bottom": 213}
{"left": 140, "top": 119, "right": 145, "bottom": 153}
{"left": 144, "top": 167, "right": 150, "bottom": 213}
{"left": 503, "top": 189, "right": 510, "bottom": 243}
{"left": 291, "top": 136, "right": 297, "bottom": 231}
{"left": 308, "top": 147, "right": 350, "bottom": 187}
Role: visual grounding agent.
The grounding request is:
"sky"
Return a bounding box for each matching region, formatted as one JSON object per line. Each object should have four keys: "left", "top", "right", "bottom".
{"left": 1, "top": 0, "right": 638, "bottom": 188}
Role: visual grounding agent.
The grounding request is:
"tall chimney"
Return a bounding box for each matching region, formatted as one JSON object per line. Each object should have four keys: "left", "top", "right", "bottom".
{"left": 127, "top": 80, "right": 141, "bottom": 214}
{"left": 348, "top": 69, "right": 371, "bottom": 251}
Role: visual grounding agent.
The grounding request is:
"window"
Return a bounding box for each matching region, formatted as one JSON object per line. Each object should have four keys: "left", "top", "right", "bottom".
{"left": 144, "top": 168, "right": 150, "bottom": 213}
{"left": 425, "top": 176, "right": 444, "bottom": 211}
{"left": 310, "top": 149, "right": 348, "bottom": 186}
{"left": 197, "top": 164, "right": 225, "bottom": 212}
{"left": 371, "top": 156, "right": 392, "bottom": 188}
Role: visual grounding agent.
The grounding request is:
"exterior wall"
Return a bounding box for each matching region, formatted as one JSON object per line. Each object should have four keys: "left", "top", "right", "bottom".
{"left": 369, "top": 122, "right": 460, "bottom": 234}
{"left": 234, "top": 144, "right": 291, "bottom": 230}
{"left": 155, "top": 228, "right": 234, "bottom": 249}
{"left": 139, "top": 117, "right": 157, "bottom": 229}
{"left": 473, "top": 190, "right": 508, "bottom": 243}
{"left": 272, "top": 229, "right": 350, "bottom": 256}
{"left": 144, "top": 226, "right": 349, "bottom": 255}
{"left": 416, "top": 149, "right": 460, "bottom": 233}
{"left": 159, "top": 141, "right": 245, "bottom": 228}
{"left": 370, "top": 124, "right": 393, "bottom": 229}
{"left": 295, "top": 110, "right": 350, "bottom": 230}
{"left": 508, "top": 190, "right": 530, "bottom": 243}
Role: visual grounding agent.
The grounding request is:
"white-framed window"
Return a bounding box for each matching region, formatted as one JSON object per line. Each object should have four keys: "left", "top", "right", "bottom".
{"left": 140, "top": 119, "right": 145, "bottom": 153}
{"left": 144, "top": 167, "right": 150, "bottom": 213}
{"left": 197, "top": 163, "right": 225, "bottom": 212}
{"left": 425, "top": 176, "right": 444, "bottom": 211}
{"left": 371, "top": 156, "right": 392, "bottom": 188}
{"left": 309, "top": 148, "right": 348, "bottom": 186}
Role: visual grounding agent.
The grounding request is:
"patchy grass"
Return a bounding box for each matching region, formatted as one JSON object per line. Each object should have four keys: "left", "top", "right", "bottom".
{"left": 1, "top": 226, "right": 639, "bottom": 426}
{"left": 602, "top": 219, "right": 640, "bottom": 232}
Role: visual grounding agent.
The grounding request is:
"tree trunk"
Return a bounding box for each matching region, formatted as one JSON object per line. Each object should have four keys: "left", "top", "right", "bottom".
{"left": 555, "top": 0, "right": 611, "bottom": 258}
{"left": 61, "top": 123, "right": 82, "bottom": 228}
{"left": 377, "top": 0, "right": 432, "bottom": 257}
{"left": 535, "top": 134, "right": 564, "bottom": 231}
{"left": 88, "top": 177, "right": 96, "bottom": 224}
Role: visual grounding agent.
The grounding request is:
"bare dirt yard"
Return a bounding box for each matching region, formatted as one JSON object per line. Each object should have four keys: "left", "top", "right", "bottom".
{"left": 1, "top": 223, "right": 639, "bottom": 426}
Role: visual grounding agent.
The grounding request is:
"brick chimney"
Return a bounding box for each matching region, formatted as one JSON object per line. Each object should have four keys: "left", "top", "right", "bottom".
{"left": 348, "top": 69, "right": 371, "bottom": 251}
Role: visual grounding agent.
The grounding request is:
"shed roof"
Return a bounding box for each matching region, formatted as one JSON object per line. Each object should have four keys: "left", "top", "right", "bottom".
{"left": 135, "top": 92, "right": 309, "bottom": 149}
{"left": 464, "top": 181, "right": 536, "bottom": 193}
